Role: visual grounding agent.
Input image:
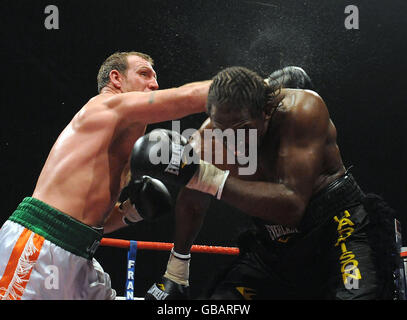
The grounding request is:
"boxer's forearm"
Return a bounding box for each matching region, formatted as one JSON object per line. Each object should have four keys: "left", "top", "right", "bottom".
{"left": 173, "top": 188, "right": 211, "bottom": 255}
{"left": 103, "top": 203, "right": 127, "bottom": 234}
{"left": 103, "top": 167, "right": 131, "bottom": 234}
{"left": 112, "top": 80, "right": 211, "bottom": 125}
{"left": 168, "top": 80, "right": 212, "bottom": 118}
{"left": 221, "top": 176, "right": 305, "bottom": 227}
{"left": 173, "top": 209, "right": 205, "bottom": 255}
{"left": 152, "top": 80, "right": 211, "bottom": 120}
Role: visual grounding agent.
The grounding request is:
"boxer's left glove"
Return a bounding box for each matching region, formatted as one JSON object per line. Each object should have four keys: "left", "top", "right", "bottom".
{"left": 131, "top": 129, "right": 230, "bottom": 200}
{"left": 118, "top": 176, "right": 173, "bottom": 224}
{"left": 145, "top": 249, "right": 191, "bottom": 300}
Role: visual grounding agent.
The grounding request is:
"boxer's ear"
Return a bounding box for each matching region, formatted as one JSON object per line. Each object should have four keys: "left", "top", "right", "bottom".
{"left": 109, "top": 70, "right": 124, "bottom": 90}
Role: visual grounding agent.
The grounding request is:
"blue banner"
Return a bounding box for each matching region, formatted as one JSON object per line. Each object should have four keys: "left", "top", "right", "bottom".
{"left": 125, "top": 240, "right": 138, "bottom": 300}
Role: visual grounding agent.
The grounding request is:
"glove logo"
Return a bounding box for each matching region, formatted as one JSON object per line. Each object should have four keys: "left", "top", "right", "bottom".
{"left": 164, "top": 143, "right": 185, "bottom": 176}
{"left": 235, "top": 287, "right": 256, "bottom": 300}
{"left": 147, "top": 283, "right": 169, "bottom": 300}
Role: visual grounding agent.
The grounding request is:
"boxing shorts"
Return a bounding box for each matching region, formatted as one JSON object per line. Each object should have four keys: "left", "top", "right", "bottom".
{"left": 203, "top": 173, "right": 399, "bottom": 300}
{"left": 0, "top": 197, "right": 116, "bottom": 300}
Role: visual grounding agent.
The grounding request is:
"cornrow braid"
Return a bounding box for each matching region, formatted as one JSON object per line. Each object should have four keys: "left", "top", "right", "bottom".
{"left": 207, "top": 66, "right": 279, "bottom": 118}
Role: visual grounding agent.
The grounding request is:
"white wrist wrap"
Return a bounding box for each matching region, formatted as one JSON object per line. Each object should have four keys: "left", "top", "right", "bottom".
{"left": 186, "top": 160, "right": 230, "bottom": 199}
{"left": 119, "top": 199, "right": 143, "bottom": 224}
{"left": 170, "top": 248, "right": 191, "bottom": 260}
{"left": 164, "top": 250, "right": 190, "bottom": 286}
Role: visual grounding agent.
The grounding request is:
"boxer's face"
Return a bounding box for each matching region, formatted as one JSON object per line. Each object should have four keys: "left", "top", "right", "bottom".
{"left": 209, "top": 104, "right": 267, "bottom": 156}
{"left": 121, "top": 55, "right": 158, "bottom": 92}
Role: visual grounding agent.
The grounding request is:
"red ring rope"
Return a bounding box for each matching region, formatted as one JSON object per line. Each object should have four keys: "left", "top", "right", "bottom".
{"left": 100, "top": 237, "right": 240, "bottom": 255}
{"left": 101, "top": 237, "right": 407, "bottom": 258}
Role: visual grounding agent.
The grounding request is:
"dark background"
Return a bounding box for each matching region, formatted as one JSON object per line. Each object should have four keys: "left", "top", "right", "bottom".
{"left": 1, "top": 0, "right": 406, "bottom": 298}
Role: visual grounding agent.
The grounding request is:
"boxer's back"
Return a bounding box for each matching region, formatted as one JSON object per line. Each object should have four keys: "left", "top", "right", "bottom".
{"left": 275, "top": 89, "right": 346, "bottom": 195}
{"left": 32, "top": 94, "right": 146, "bottom": 227}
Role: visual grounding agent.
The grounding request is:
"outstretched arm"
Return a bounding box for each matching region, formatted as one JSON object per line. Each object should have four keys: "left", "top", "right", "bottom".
{"left": 107, "top": 80, "right": 212, "bottom": 125}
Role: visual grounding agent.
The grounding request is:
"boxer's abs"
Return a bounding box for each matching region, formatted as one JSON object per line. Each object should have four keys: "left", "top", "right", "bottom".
{"left": 32, "top": 109, "right": 144, "bottom": 227}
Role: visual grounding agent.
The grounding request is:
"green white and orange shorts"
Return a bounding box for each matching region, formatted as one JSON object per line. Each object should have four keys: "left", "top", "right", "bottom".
{"left": 0, "top": 197, "right": 116, "bottom": 300}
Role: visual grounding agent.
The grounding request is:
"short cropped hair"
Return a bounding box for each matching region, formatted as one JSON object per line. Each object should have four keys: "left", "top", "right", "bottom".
{"left": 97, "top": 51, "right": 154, "bottom": 93}
{"left": 266, "top": 66, "right": 314, "bottom": 90}
{"left": 207, "top": 66, "right": 280, "bottom": 118}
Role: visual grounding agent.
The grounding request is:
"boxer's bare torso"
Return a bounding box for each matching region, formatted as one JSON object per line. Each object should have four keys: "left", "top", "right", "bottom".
{"left": 32, "top": 95, "right": 147, "bottom": 227}
{"left": 200, "top": 88, "right": 345, "bottom": 193}
{"left": 184, "top": 88, "right": 345, "bottom": 226}
{"left": 32, "top": 55, "right": 211, "bottom": 229}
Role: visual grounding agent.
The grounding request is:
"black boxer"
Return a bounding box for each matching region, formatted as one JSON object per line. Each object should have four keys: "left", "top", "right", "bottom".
{"left": 132, "top": 66, "right": 399, "bottom": 300}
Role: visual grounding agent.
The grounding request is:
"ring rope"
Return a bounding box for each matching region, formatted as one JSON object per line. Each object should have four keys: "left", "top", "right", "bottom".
{"left": 100, "top": 237, "right": 407, "bottom": 257}
{"left": 100, "top": 237, "right": 240, "bottom": 255}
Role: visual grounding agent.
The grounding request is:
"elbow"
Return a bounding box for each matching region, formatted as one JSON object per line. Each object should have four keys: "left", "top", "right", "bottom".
{"left": 283, "top": 190, "right": 307, "bottom": 228}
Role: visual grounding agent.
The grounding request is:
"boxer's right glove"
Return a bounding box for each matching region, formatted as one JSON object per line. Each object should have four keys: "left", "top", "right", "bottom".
{"left": 131, "top": 129, "right": 230, "bottom": 200}
{"left": 145, "top": 249, "right": 191, "bottom": 300}
{"left": 119, "top": 175, "right": 173, "bottom": 224}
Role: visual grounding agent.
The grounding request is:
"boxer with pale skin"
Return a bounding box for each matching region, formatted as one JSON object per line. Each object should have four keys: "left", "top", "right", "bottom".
{"left": 33, "top": 52, "right": 210, "bottom": 231}
{"left": 0, "top": 51, "right": 211, "bottom": 300}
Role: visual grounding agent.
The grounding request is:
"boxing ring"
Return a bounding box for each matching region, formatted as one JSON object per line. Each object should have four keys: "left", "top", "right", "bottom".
{"left": 100, "top": 237, "right": 240, "bottom": 300}
{"left": 101, "top": 229, "right": 407, "bottom": 300}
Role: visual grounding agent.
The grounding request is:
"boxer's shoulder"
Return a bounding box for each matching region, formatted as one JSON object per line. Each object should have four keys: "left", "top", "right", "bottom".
{"left": 91, "top": 91, "right": 144, "bottom": 113}
{"left": 71, "top": 95, "right": 123, "bottom": 134}
{"left": 280, "top": 88, "right": 325, "bottom": 109}
{"left": 78, "top": 94, "right": 116, "bottom": 115}
{"left": 279, "top": 89, "right": 329, "bottom": 132}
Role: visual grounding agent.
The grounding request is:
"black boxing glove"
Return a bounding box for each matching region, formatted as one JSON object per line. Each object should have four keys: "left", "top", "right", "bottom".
{"left": 145, "top": 276, "right": 190, "bottom": 300}
{"left": 118, "top": 175, "right": 173, "bottom": 224}
{"left": 145, "top": 248, "right": 191, "bottom": 300}
{"left": 131, "top": 129, "right": 230, "bottom": 199}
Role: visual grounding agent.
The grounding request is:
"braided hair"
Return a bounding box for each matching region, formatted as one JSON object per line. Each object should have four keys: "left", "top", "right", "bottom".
{"left": 206, "top": 66, "right": 280, "bottom": 118}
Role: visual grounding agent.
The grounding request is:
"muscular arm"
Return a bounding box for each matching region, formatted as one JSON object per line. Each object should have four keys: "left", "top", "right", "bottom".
{"left": 102, "top": 79, "right": 211, "bottom": 233}
{"left": 103, "top": 162, "right": 131, "bottom": 234}
{"left": 108, "top": 80, "right": 211, "bottom": 125}
{"left": 103, "top": 203, "right": 127, "bottom": 234}
{"left": 220, "top": 92, "right": 330, "bottom": 227}
{"left": 173, "top": 188, "right": 212, "bottom": 255}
